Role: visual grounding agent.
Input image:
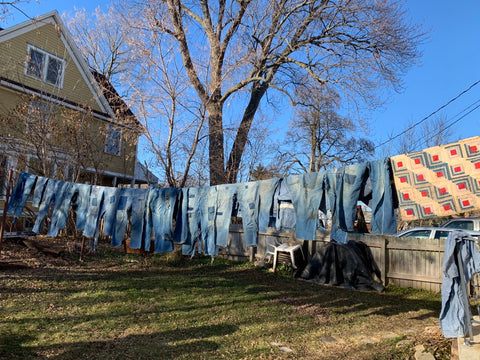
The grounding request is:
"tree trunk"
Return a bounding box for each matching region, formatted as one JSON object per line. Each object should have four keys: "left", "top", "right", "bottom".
{"left": 208, "top": 103, "right": 226, "bottom": 185}
{"left": 226, "top": 82, "right": 268, "bottom": 184}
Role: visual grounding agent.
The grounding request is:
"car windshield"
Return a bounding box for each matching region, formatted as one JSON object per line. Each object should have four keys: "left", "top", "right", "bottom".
{"left": 443, "top": 220, "right": 474, "bottom": 230}
{"left": 399, "top": 230, "right": 431, "bottom": 238}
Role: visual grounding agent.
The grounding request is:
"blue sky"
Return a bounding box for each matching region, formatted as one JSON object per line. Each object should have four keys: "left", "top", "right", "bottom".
{"left": 3, "top": 0, "right": 480, "bottom": 158}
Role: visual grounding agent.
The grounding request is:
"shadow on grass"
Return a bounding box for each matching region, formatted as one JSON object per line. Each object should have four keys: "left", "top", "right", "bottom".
{"left": 1, "top": 323, "right": 237, "bottom": 360}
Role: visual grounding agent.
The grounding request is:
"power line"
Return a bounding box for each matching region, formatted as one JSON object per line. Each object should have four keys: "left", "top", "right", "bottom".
{"left": 406, "top": 98, "right": 480, "bottom": 151}
{"left": 376, "top": 78, "right": 480, "bottom": 149}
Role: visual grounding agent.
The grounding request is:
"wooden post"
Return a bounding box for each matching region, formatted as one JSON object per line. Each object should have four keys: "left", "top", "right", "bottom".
{"left": 249, "top": 246, "right": 256, "bottom": 263}
{"left": 79, "top": 236, "right": 87, "bottom": 261}
{"left": 0, "top": 169, "right": 14, "bottom": 256}
{"left": 381, "top": 237, "right": 388, "bottom": 286}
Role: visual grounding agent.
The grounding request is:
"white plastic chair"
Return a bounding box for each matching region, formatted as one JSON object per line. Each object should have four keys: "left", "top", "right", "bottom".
{"left": 262, "top": 237, "right": 280, "bottom": 263}
{"left": 273, "top": 243, "right": 305, "bottom": 272}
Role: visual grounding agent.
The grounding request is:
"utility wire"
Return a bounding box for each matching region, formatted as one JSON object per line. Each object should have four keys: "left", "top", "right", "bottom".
{"left": 406, "top": 98, "right": 480, "bottom": 151}
{"left": 376, "top": 78, "right": 480, "bottom": 149}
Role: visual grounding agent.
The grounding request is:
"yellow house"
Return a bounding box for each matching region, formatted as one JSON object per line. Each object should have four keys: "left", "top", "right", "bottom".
{"left": 0, "top": 11, "right": 144, "bottom": 194}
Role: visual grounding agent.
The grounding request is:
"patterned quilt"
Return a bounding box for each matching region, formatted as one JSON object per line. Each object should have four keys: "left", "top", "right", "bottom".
{"left": 391, "top": 136, "right": 480, "bottom": 220}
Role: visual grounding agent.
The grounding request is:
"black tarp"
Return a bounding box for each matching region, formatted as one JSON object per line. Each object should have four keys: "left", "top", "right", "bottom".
{"left": 296, "top": 240, "right": 385, "bottom": 292}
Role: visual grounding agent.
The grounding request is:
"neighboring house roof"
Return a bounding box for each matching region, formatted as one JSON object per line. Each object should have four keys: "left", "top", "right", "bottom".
{"left": 91, "top": 70, "right": 142, "bottom": 131}
{"left": 134, "top": 161, "right": 159, "bottom": 184}
{"left": 0, "top": 10, "right": 133, "bottom": 127}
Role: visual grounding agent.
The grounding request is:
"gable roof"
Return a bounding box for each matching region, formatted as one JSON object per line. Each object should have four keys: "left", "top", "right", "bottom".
{"left": 0, "top": 10, "right": 129, "bottom": 123}
{"left": 91, "top": 70, "right": 142, "bottom": 130}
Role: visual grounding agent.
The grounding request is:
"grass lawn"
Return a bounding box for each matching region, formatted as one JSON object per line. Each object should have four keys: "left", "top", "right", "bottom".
{"left": 0, "top": 237, "right": 450, "bottom": 360}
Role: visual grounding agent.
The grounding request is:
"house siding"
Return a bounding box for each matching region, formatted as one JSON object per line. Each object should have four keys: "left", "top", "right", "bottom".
{"left": 0, "top": 13, "right": 139, "bottom": 186}
{"left": 0, "top": 23, "right": 102, "bottom": 113}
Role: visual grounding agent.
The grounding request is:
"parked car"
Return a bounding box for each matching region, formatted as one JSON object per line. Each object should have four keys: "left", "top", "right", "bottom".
{"left": 440, "top": 217, "right": 480, "bottom": 231}
{"left": 395, "top": 227, "right": 480, "bottom": 240}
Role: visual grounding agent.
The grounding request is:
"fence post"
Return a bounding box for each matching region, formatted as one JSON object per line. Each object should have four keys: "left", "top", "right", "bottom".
{"left": 381, "top": 237, "right": 388, "bottom": 286}
{"left": 0, "top": 169, "right": 14, "bottom": 256}
{"left": 249, "top": 246, "right": 256, "bottom": 263}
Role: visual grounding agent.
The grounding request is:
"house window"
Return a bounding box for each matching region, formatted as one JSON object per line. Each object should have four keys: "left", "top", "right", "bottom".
{"left": 105, "top": 125, "right": 121, "bottom": 156}
{"left": 25, "top": 45, "right": 65, "bottom": 87}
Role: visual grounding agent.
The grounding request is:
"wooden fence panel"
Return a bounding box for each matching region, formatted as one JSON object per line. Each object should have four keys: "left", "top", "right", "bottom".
{"left": 224, "top": 226, "right": 446, "bottom": 292}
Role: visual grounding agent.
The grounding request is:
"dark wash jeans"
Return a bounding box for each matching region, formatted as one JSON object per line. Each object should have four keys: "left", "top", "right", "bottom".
{"left": 7, "top": 172, "right": 37, "bottom": 218}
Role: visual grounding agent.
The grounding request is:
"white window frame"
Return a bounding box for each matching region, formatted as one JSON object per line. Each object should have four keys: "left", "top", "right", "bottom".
{"left": 105, "top": 125, "right": 122, "bottom": 156}
{"left": 25, "top": 44, "right": 65, "bottom": 88}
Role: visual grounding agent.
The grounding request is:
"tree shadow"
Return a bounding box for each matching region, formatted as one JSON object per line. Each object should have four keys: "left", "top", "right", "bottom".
{"left": 1, "top": 323, "right": 237, "bottom": 360}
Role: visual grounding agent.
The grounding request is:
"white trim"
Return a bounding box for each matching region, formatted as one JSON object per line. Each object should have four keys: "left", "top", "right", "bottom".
{"left": 83, "top": 167, "right": 135, "bottom": 181}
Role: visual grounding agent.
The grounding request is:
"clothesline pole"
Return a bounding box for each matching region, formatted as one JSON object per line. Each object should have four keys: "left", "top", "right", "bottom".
{"left": 0, "top": 168, "right": 14, "bottom": 256}
{"left": 79, "top": 236, "right": 86, "bottom": 261}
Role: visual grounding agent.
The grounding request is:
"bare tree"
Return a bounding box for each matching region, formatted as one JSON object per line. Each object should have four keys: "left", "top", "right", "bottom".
{"left": 69, "top": 1, "right": 423, "bottom": 185}
{"left": 65, "top": 6, "right": 131, "bottom": 85}
{"left": 0, "top": 0, "right": 32, "bottom": 24}
{"left": 129, "top": 0, "right": 423, "bottom": 184}
{"left": 280, "top": 83, "right": 375, "bottom": 174}
{"left": 395, "top": 113, "right": 455, "bottom": 154}
{"left": 423, "top": 113, "right": 454, "bottom": 148}
{"left": 67, "top": 6, "right": 210, "bottom": 187}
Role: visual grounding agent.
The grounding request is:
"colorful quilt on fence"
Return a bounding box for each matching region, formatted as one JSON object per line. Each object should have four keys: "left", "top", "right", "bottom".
{"left": 391, "top": 136, "right": 480, "bottom": 220}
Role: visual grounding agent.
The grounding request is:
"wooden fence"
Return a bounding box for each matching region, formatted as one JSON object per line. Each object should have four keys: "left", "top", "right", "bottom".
{"left": 222, "top": 224, "right": 445, "bottom": 292}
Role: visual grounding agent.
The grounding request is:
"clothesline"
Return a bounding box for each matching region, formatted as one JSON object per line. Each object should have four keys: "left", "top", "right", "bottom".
{"left": 5, "top": 157, "right": 397, "bottom": 256}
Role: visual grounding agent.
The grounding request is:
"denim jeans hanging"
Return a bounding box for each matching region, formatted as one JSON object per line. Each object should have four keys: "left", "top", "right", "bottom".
{"left": 214, "top": 184, "right": 236, "bottom": 247}
{"left": 182, "top": 186, "right": 218, "bottom": 256}
{"left": 143, "top": 186, "right": 178, "bottom": 253}
{"left": 32, "top": 176, "right": 49, "bottom": 207}
{"left": 111, "top": 187, "right": 148, "bottom": 249}
{"left": 367, "top": 158, "right": 397, "bottom": 235}
{"left": 237, "top": 181, "right": 260, "bottom": 247}
{"left": 285, "top": 171, "right": 325, "bottom": 240}
{"left": 257, "top": 177, "right": 280, "bottom": 233}
{"left": 32, "top": 179, "right": 68, "bottom": 234}
{"left": 7, "top": 172, "right": 37, "bottom": 218}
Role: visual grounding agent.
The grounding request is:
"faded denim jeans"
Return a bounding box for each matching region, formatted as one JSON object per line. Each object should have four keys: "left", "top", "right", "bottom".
{"left": 285, "top": 171, "right": 325, "bottom": 241}
{"left": 48, "top": 182, "right": 92, "bottom": 236}
{"left": 32, "top": 179, "right": 68, "bottom": 234}
{"left": 236, "top": 181, "right": 259, "bottom": 247}
{"left": 367, "top": 158, "right": 397, "bottom": 235}
{"left": 111, "top": 188, "right": 148, "bottom": 249}
{"left": 83, "top": 186, "right": 107, "bottom": 239}
{"left": 84, "top": 185, "right": 121, "bottom": 249}
{"left": 182, "top": 186, "right": 218, "bottom": 256}
{"left": 214, "top": 184, "right": 236, "bottom": 247}
{"left": 274, "top": 179, "right": 296, "bottom": 231}
{"left": 143, "top": 186, "right": 178, "bottom": 253}
{"left": 323, "top": 170, "right": 349, "bottom": 244}
{"left": 47, "top": 182, "right": 74, "bottom": 237}
{"left": 72, "top": 183, "right": 92, "bottom": 232}
{"left": 440, "top": 230, "right": 480, "bottom": 338}
{"left": 32, "top": 176, "right": 49, "bottom": 207}
{"left": 334, "top": 163, "right": 368, "bottom": 233}
{"left": 257, "top": 178, "right": 279, "bottom": 233}
{"left": 7, "top": 172, "right": 37, "bottom": 218}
